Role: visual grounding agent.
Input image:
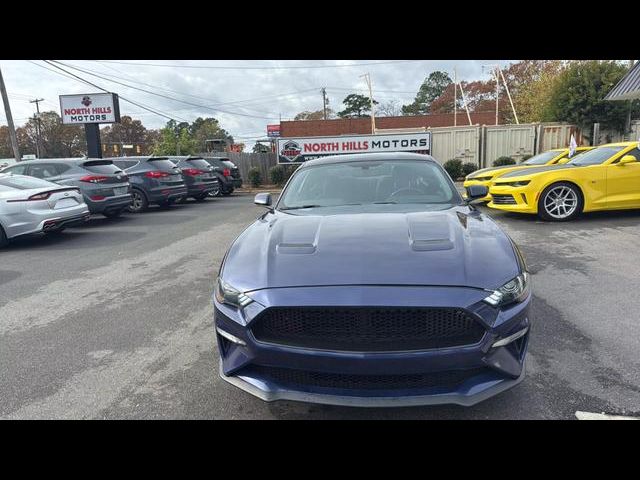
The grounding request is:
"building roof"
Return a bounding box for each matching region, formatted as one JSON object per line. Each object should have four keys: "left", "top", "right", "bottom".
{"left": 605, "top": 62, "right": 640, "bottom": 101}
{"left": 280, "top": 112, "right": 503, "bottom": 138}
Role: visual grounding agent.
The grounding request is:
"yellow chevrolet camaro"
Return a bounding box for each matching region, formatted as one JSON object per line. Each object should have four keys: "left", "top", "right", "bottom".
{"left": 487, "top": 141, "right": 640, "bottom": 221}
{"left": 463, "top": 147, "right": 593, "bottom": 201}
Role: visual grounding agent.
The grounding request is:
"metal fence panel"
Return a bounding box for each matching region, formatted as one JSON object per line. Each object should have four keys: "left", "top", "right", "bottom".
{"left": 200, "top": 151, "right": 277, "bottom": 183}
{"left": 484, "top": 124, "right": 537, "bottom": 165}
{"left": 540, "top": 123, "right": 581, "bottom": 150}
{"left": 429, "top": 125, "right": 481, "bottom": 166}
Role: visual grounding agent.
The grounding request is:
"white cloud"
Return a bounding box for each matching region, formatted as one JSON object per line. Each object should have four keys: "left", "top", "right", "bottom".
{"left": 0, "top": 60, "right": 513, "bottom": 149}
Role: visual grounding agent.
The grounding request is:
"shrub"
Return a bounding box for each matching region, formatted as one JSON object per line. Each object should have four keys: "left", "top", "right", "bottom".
{"left": 282, "top": 164, "right": 300, "bottom": 184}
{"left": 269, "top": 165, "right": 286, "bottom": 186}
{"left": 443, "top": 159, "right": 463, "bottom": 180}
{"left": 493, "top": 156, "right": 516, "bottom": 167}
{"left": 461, "top": 162, "right": 479, "bottom": 177}
{"left": 521, "top": 154, "right": 533, "bottom": 163}
{"left": 248, "top": 167, "right": 262, "bottom": 187}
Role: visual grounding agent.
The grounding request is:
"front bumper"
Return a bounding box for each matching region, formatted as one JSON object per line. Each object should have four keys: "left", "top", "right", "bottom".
{"left": 462, "top": 179, "right": 493, "bottom": 202}
{"left": 487, "top": 185, "right": 538, "bottom": 214}
{"left": 215, "top": 285, "right": 531, "bottom": 407}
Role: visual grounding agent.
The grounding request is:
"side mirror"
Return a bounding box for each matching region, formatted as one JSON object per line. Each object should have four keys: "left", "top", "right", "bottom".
{"left": 254, "top": 192, "right": 272, "bottom": 207}
{"left": 618, "top": 155, "right": 637, "bottom": 166}
{"left": 557, "top": 158, "right": 570, "bottom": 165}
{"left": 465, "top": 184, "right": 489, "bottom": 202}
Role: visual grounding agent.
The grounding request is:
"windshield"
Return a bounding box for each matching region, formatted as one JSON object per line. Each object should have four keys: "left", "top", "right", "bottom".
{"left": 569, "top": 146, "right": 624, "bottom": 166}
{"left": 278, "top": 160, "right": 460, "bottom": 210}
{"left": 522, "top": 150, "right": 562, "bottom": 165}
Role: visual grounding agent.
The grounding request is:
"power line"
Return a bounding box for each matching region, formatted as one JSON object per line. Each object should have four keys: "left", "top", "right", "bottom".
{"left": 31, "top": 60, "right": 190, "bottom": 122}
{"left": 96, "top": 60, "right": 419, "bottom": 70}
{"left": 51, "top": 60, "right": 280, "bottom": 120}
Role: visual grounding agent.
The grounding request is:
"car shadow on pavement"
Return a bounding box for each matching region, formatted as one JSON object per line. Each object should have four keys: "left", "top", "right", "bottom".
{"left": 480, "top": 205, "right": 640, "bottom": 228}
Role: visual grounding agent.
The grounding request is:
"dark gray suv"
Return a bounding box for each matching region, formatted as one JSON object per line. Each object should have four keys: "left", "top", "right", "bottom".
{"left": 0, "top": 158, "right": 132, "bottom": 218}
{"left": 203, "top": 157, "right": 241, "bottom": 196}
{"left": 109, "top": 156, "right": 188, "bottom": 213}
{"left": 166, "top": 156, "right": 220, "bottom": 201}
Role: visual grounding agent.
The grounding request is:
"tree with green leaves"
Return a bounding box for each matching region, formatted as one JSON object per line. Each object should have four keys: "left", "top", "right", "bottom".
{"left": 337, "top": 94, "right": 378, "bottom": 118}
{"left": 294, "top": 109, "right": 334, "bottom": 121}
{"left": 544, "top": 61, "right": 640, "bottom": 139}
{"left": 253, "top": 142, "right": 271, "bottom": 153}
{"left": 402, "top": 71, "right": 452, "bottom": 115}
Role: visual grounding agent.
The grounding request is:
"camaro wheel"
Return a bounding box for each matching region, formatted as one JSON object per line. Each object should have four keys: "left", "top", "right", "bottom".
{"left": 129, "top": 189, "right": 148, "bottom": 213}
{"left": 538, "top": 182, "right": 583, "bottom": 221}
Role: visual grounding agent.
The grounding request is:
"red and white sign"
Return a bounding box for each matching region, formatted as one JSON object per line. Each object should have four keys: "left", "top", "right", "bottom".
{"left": 59, "top": 93, "right": 121, "bottom": 125}
{"left": 277, "top": 132, "right": 431, "bottom": 163}
{"left": 267, "top": 124, "right": 281, "bottom": 137}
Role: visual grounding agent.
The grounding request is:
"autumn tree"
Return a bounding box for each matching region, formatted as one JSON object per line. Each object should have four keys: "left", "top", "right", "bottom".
{"left": 377, "top": 100, "right": 402, "bottom": 117}
{"left": 0, "top": 126, "right": 15, "bottom": 157}
{"left": 337, "top": 94, "right": 378, "bottom": 118}
{"left": 402, "top": 71, "right": 452, "bottom": 115}
{"left": 294, "top": 109, "right": 334, "bottom": 121}
{"left": 18, "top": 111, "right": 86, "bottom": 157}
{"left": 253, "top": 142, "right": 271, "bottom": 153}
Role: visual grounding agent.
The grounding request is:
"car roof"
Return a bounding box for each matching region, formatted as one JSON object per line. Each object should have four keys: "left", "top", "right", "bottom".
{"left": 597, "top": 141, "right": 639, "bottom": 148}
{"left": 301, "top": 152, "right": 439, "bottom": 168}
{"left": 10, "top": 158, "right": 87, "bottom": 164}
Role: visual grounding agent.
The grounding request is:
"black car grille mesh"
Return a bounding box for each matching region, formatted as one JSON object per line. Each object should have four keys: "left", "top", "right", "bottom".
{"left": 491, "top": 194, "right": 517, "bottom": 205}
{"left": 250, "top": 307, "right": 485, "bottom": 351}
{"left": 247, "top": 365, "right": 489, "bottom": 391}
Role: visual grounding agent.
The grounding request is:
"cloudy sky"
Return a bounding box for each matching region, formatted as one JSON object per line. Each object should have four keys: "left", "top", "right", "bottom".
{"left": 0, "top": 60, "right": 512, "bottom": 149}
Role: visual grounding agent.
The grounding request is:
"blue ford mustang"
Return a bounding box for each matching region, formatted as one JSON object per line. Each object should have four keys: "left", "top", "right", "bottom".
{"left": 214, "top": 152, "right": 531, "bottom": 407}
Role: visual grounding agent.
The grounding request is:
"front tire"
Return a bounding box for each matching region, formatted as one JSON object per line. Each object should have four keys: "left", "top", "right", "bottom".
{"left": 537, "top": 182, "right": 583, "bottom": 221}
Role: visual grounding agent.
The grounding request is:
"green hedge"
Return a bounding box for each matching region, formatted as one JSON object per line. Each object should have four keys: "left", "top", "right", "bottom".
{"left": 492, "top": 156, "right": 516, "bottom": 167}
{"left": 248, "top": 167, "right": 262, "bottom": 187}
{"left": 461, "top": 162, "right": 479, "bottom": 177}
{"left": 443, "top": 159, "right": 463, "bottom": 180}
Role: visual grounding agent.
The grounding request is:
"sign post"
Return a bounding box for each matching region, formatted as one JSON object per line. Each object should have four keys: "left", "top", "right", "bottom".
{"left": 59, "top": 92, "right": 121, "bottom": 158}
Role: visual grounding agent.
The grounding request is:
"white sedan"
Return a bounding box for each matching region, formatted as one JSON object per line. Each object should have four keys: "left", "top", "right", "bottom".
{"left": 0, "top": 173, "right": 90, "bottom": 248}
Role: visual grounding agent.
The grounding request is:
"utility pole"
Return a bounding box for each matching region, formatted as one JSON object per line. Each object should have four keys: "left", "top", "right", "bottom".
{"left": 0, "top": 67, "right": 21, "bottom": 162}
{"left": 454, "top": 68, "right": 457, "bottom": 127}
{"left": 360, "top": 73, "right": 376, "bottom": 134}
{"left": 321, "top": 87, "right": 328, "bottom": 120}
{"left": 494, "top": 66, "right": 499, "bottom": 125}
{"left": 29, "top": 98, "right": 44, "bottom": 158}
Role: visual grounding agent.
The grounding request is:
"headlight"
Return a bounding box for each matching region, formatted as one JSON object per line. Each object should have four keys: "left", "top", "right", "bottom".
{"left": 483, "top": 272, "right": 530, "bottom": 307}
{"left": 496, "top": 181, "right": 530, "bottom": 187}
{"left": 215, "top": 278, "right": 253, "bottom": 308}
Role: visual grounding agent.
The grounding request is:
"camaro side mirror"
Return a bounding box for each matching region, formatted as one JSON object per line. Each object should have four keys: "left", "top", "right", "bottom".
{"left": 557, "top": 158, "right": 570, "bottom": 165}
{"left": 465, "top": 184, "right": 489, "bottom": 202}
{"left": 254, "top": 192, "right": 272, "bottom": 207}
{"left": 617, "top": 155, "right": 637, "bottom": 166}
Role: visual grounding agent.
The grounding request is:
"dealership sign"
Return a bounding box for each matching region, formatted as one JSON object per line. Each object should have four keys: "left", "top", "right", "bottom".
{"left": 59, "top": 93, "right": 121, "bottom": 125}
{"left": 277, "top": 132, "right": 431, "bottom": 163}
{"left": 267, "top": 124, "right": 281, "bottom": 137}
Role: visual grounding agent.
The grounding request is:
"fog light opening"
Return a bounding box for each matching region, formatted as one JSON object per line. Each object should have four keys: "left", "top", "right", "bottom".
{"left": 216, "top": 327, "right": 246, "bottom": 346}
{"left": 492, "top": 327, "right": 528, "bottom": 348}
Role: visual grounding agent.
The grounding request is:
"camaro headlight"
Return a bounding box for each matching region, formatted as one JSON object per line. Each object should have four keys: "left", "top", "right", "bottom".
{"left": 215, "top": 278, "right": 253, "bottom": 308}
{"left": 483, "top": 272, "right": 530, "bottom": 307}
{"left": 496, "top": 180, "right": 530, "bottom": 187}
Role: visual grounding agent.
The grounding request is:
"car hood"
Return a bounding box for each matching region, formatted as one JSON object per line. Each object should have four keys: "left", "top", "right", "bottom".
{"left": 221, "top": 207, "right": 520, "bottom": 293}
{"left": 497, "top": 164, "right": 578, "bottom": 180}
{"left": 467, "top": 166, "right": 517, "bottom": 179}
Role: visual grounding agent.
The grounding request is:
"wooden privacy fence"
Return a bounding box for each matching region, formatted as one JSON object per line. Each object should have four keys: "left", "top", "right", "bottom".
{"left": 199, "top": 152, "right": 277, "bottom": 184}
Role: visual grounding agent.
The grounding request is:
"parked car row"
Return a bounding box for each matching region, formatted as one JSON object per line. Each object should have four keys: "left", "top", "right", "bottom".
{"left": 0, "top": 155, "right": 243, "bottom": 247}
{"left": 464, "top": 141, "right": 640, "bottom": 221}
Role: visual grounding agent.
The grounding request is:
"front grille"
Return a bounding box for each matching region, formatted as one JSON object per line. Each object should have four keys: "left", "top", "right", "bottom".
{"left": 246, "top": 365, "right": 489, "bottom": 391}
{"left": 491, "top": 194, "right": 517, "bottom": 205}
{"left": 250, "top": 307, "right": 485, "bottom": 352}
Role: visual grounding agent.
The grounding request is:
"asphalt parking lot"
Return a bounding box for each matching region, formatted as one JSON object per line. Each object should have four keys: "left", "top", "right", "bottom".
{"left": 1, "top": 192, "right": 639, "bottom": 419}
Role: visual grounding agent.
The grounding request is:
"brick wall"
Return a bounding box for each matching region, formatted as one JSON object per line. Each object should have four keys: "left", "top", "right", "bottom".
{"left": 281, "top": 112, "right": 501, "bottom": 137}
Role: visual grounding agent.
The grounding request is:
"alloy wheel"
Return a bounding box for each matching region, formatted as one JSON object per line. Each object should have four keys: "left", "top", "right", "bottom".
{"left": 543, "top": 185, "right": 578, "bottom": 219}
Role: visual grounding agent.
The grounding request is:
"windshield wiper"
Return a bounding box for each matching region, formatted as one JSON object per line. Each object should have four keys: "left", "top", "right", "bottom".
{"left": 372, "top": 201, "right": 398, "bottom": 204}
